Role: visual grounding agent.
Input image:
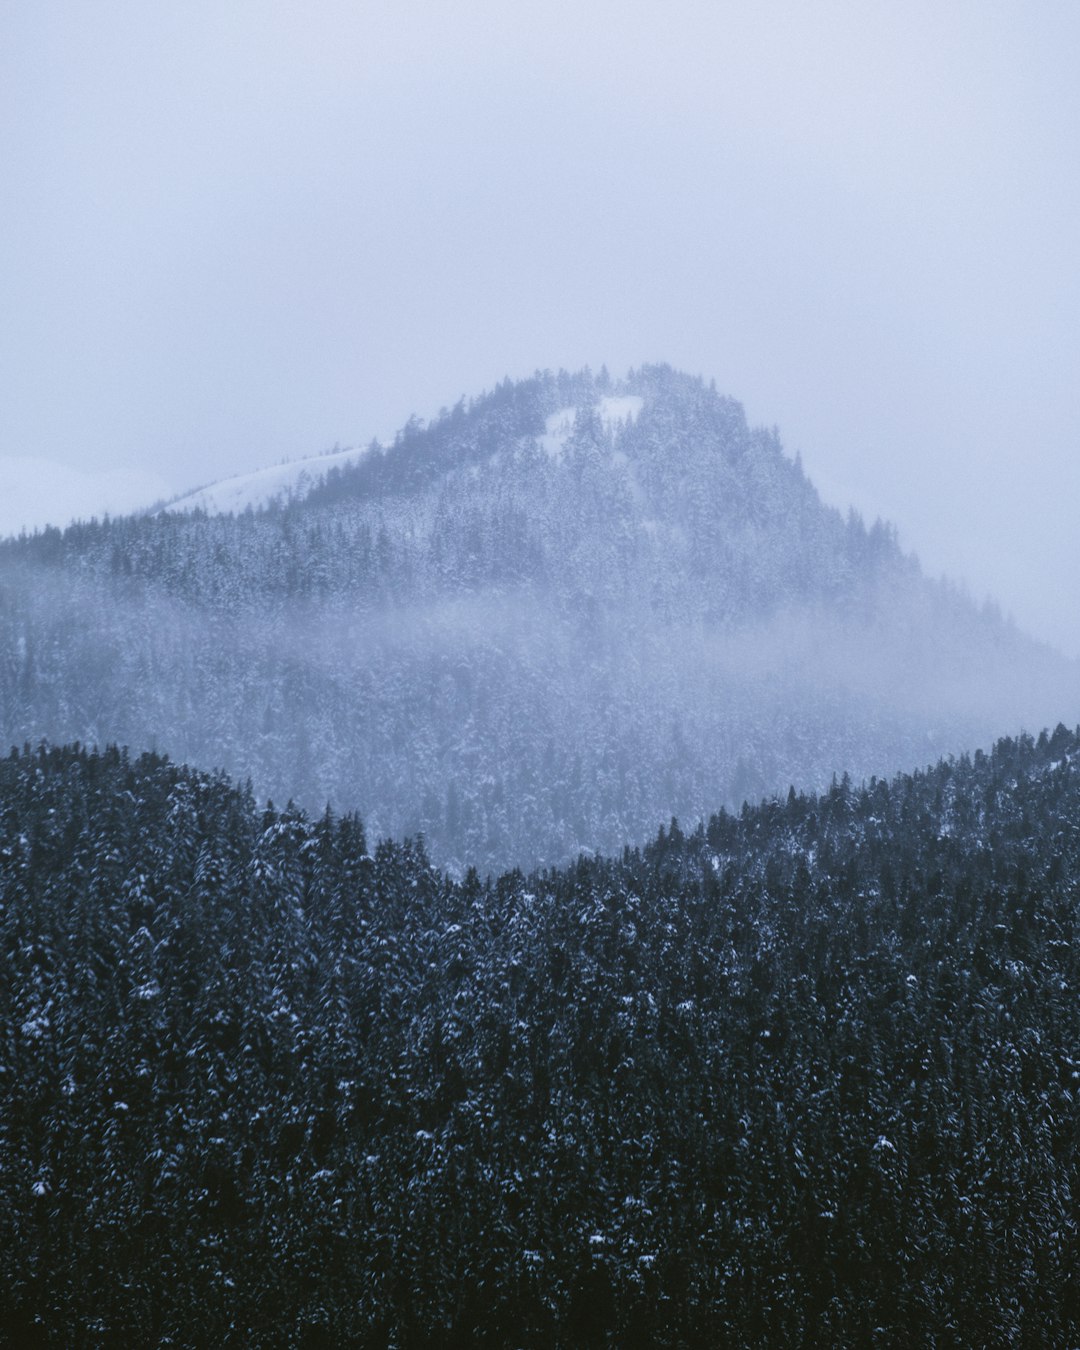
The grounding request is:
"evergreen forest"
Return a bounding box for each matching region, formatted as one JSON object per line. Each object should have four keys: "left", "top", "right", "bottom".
{"left": 4, "top": 728, "right": 1080, "bottom": 1346}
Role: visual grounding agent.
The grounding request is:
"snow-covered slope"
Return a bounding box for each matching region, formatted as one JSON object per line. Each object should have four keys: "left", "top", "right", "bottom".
{"left": 167, "top": 396, "right": 643, "bottom": 514}
{"left": 165, "top": 444, "right": 372, "bottom": 516}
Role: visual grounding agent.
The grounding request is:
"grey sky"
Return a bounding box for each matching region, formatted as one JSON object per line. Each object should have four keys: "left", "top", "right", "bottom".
{"left": 2, "top": 1, "right": 1079, "bottom": 655}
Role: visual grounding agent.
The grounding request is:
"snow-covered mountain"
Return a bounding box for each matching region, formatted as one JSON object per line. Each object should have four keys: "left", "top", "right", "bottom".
{"left": 1, "top": 365, "right": 1076, "bottom": 872}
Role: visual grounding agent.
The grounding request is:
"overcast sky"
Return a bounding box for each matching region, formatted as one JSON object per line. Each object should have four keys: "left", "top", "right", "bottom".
{"left": 2, "top": 1, "right": 1079, "bottom": 655}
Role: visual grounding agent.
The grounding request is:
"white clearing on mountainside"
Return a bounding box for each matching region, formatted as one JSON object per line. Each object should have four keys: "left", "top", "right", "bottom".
{"left": 539, "top": 408, "right": 577, "bottom": 462}
{"left": 165, "top": 444, "right": 372, "bottom": 516}
{"left": 599, "top": 394, "right": 644, "bottom": 428}
{"left": 537, "top": 396, "right": 644, "bottom": 463}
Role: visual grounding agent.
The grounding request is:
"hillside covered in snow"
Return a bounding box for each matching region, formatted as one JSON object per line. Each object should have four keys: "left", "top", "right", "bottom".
{"left": 162, "top": 443, "right": 375, "bottom": 517}
{"left": 1, "top": 365, "right": 1077, "bottom": 872}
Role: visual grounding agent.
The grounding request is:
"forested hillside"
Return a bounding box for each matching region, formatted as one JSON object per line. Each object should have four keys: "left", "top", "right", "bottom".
{"left": 3, "top": 729, "right": 1080, "bottom": 1345}
{"left": 1, "top": 366, "right": 1075, "bottom": 873}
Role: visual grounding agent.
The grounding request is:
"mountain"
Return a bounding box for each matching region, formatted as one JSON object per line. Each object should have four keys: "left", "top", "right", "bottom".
{"left": 1, "top": 364, "right": 1076, "bottom": 872}
{"left": 4, "top": 727, "right": 1080, "bottom": 1343}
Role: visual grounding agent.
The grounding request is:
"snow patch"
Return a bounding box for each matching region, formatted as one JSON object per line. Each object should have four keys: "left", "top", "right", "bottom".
{"left": 165, "top": 444, "right": 372, "bottom": 516}
{"left": 537, "top": 396, "right": 643, "bottom": 463}
{"left": 539, "top": 407, "right": 577, "bottom": 462}
{"left": 598, "top": 394, "right": 643, "bottom": 428}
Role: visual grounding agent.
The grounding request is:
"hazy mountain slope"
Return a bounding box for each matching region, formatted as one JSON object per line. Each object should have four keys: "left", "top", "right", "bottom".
{"left": 4, "top": 727, "right": 1080, "bottom": 1343}
{"left": 1, "top": 365, "right": 1076, "bottom": 871}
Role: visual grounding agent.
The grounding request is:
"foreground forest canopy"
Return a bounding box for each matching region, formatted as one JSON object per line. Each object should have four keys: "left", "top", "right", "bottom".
{"left": 2, "top": 364, "right": 1077, "bottom": 874}
{"left": 3, "top": 730, "right": 1080, "bottom": 1345}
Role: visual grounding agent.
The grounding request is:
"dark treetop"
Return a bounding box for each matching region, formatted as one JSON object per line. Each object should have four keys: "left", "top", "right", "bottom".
{"left": 3, "top": 726, "right": 1080, "bottom": 1345}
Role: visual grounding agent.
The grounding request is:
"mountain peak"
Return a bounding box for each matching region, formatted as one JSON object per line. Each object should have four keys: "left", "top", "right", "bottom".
{"left": 2, "top": 363, "right": 1075, "bottom": 873}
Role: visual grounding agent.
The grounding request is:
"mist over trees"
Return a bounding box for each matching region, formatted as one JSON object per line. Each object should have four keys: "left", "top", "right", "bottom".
{"left": 1, "top": 366, "right": 1074, "bottom": 874}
